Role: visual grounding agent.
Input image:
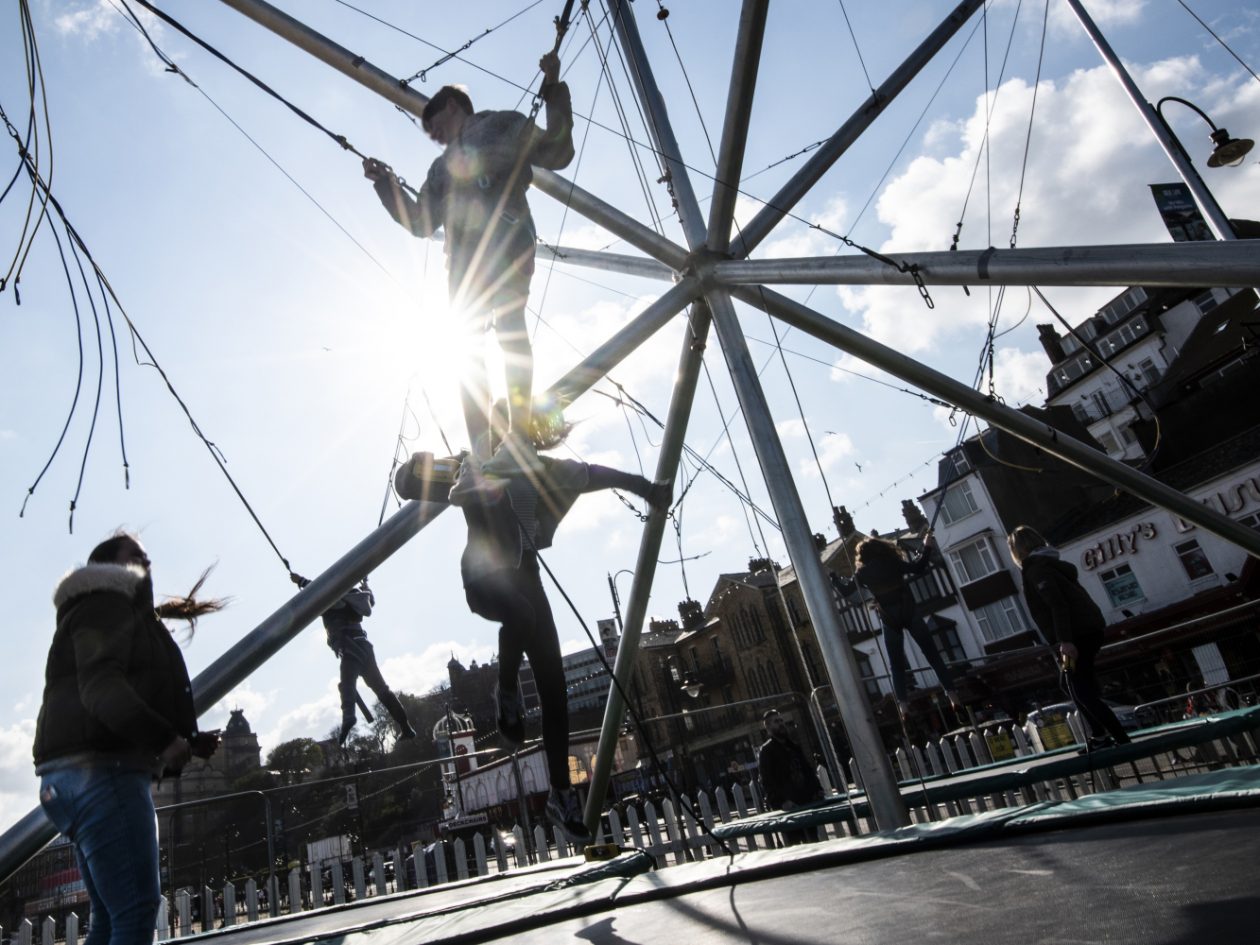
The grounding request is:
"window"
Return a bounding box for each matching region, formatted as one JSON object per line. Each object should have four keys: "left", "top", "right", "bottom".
{"left": 1194, "top": 290, "right": 1220, "bottom": 316}
{"left": 1239, "top": 511, "right": 1260, "bottom": 531}
{"left": 854, "top": 650, "right": 881, "bottom": 700}
{"left": 1174, "top": 539, "right": 1215, "bottom": 580}
{"left": 1136, "top": 358, "right": 1161, "bottom": 387}
{"left": 943, "top": 449, "right": 971, "bottom": 480}
{"left": 1120, "top": 425, "right": 1137, "bottom": 445}
{"left": 1095, "top": 430, "right": 1120, "bottom": 454}
{"left": 802, "top": 643, "right": 821, "bottom": 687}
{"left": 948, "top": 536, "right": 1001, "bottom": 585}
{"left": 973, "top": 597, "right": 1028, "bottom": 643}
{"left": 929, "top": 621, "right": 967, "bottom": 665}
{"left": 938, "top": 479, "right": 980, "bottom": 525}
{"left": 1099, "top": 564, "right": 1145, "bottom": 607}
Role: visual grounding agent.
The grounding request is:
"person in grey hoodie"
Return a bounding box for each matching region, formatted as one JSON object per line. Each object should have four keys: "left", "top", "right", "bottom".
{"left": 1008, "top": 526, "right": 1130, "bottom": 748}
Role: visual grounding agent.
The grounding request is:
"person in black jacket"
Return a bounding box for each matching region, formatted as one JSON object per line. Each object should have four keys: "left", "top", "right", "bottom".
{"left": 34, "top": 533, "right": 223, "bottom": 945}
{"left": 757, "top": 710, "right": 824, "bottom": 845}
{"left": 448, "top": 403, "right": 669, "bottom": 844}
{"left": 832, "top": 534, "right": 959, "bottom": 718}
{"left": 1008, "top": 526, "right": 1130, "bottom": 748}
{"left": 291, "top": 576, "right": 416, "bottom": 746}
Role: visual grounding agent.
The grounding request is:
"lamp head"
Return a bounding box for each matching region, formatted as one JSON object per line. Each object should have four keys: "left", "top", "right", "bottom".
{"left": 1207, "top": 127, "right": 1254, "bottom": 168}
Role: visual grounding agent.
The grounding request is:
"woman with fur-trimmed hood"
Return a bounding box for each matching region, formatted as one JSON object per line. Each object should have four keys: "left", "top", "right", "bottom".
{"left": 34, "top": 533, "right": 223, "bottom": 945}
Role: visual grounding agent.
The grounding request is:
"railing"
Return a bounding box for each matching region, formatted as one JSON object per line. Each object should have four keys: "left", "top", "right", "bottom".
{"left": 12, "top": 707, "right": 1259, "bottom": 944}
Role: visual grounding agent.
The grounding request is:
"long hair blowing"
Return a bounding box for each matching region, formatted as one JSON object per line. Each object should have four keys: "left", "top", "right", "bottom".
{"left": 157, "top": 566, "right": 229, "bottom": 628}
{"left": 855, "top": 536, "right": 902, "bottom": 566}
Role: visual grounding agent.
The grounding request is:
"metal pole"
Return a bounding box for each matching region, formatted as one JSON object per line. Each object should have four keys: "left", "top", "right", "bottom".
{"left": 712, "top": 240, "right": 1260, "bottom": 288}
{"left": 214, "top": 0, "right": 691, "bottom": 270}
{"left": 534, "top": 244, "right": 675, "bottom": 281}
{"left": 1064, "top": 0, "right": 1237, "bottom": 241}
{"left": 703, "top": 289, "right": 910, "bottom": 829}
{"left": 732, "top": 0, "right": 985, "bottom": 256}
{"left": 732, "top": 283, "right": 1260, "bottom": 559}
{"left": 546, "top": 278, "right": 699, "bottom": 405}
{"left": 707, "top": 0, "right": 770, "bottom": 252}
{"left": 607, "top": 0, "right": 709, "bottom": 249}
{"left": 582, "top": 303, "right": 713, "bottom": 832}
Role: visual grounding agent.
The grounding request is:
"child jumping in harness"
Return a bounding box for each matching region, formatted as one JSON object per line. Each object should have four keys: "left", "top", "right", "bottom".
{"left": 363, "top": 51, "right": 575, "bottom": 477}
{"left": 292, "top": 575, "right": 417, "bottom": 746}
{"left": 832, "top": 534, "right": 960, "bottom": 721}
{"left": 448, "top": 403, "right": 670, "bottom": 844}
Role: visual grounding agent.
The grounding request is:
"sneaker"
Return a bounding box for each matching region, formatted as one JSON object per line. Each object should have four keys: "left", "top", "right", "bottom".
{"left": 397, "top": 719, "right": 417, "bottom": 740}
{"left": 495, "top": 684, "right": 526, "bottom": 745}
{"left": 482, "top": 431, "right": 544, "bottom": 475}
{"left": 338, "top": 717, "right": 355, "bottom": 746}
{"left": 546, "top": 787, "right": 593, "bottom": 846}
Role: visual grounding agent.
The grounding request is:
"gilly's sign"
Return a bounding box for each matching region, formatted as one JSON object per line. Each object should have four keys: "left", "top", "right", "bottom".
{"left": 1081, "top": 522, "right": 1157, "bottom": 571}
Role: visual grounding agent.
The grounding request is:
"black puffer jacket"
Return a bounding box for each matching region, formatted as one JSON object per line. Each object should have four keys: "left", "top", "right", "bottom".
{"left": 33, "top": 563, "right": 199, "bottom": 769}
{"left": 832, "top": 545, "right": 933, "bottom": 624}
{"left": 1019, "top": 547, "right": 1106, "bottom": 646}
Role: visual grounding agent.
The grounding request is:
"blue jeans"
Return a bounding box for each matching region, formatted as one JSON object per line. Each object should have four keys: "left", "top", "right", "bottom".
{"left": 39, "top": 763, "right": 161, "bottom": 945}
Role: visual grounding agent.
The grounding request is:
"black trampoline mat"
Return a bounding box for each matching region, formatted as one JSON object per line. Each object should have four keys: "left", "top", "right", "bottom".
{"left": 497, "top": 809, "right": 1259, "bottom": 945}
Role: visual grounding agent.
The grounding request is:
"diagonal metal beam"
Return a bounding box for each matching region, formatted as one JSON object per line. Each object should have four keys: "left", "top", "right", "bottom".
{"left": 731, "top": 0, "right": 985, "bottom": 257}
{"left": 732, "top": 283, "right": 1260, "bottom": 560}
{"left": 214, "top": 0, "right": 690, "bottom": 270}
{"left": 702, "top": 289, "right": 909, "bottom": 829}
{"left": 608, "top": 0, "right": 709, "bottom": 250}
{"left": 707, "top": 0, "right": 770, "bottom": 252}
{"left": 583, "top": 301, "right": 715, "bottom": 833}
{"left": 535, "top": 243, "right": 677, "bottom": 281}
{"left": 546, "top": 279, "right": 700, "bottom": 405}
{"left": 712, "top": 240, "right": 1260, "bottom": 288}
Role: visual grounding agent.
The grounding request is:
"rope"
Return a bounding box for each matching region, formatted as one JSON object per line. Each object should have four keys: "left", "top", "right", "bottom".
{"left": 835, "top": 0, "right": 876, "bottom": 95}
{"left": 401, "top": 0, "right": 548, "bottom": 85}
{"left": 1009, "top": 0, "right": 1050, "bottom": 251}
{"left": 1175, "top": 0, "right": 1260, "bottom": 87}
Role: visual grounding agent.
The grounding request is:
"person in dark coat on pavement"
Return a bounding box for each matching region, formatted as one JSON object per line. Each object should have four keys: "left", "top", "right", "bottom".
{"left": 291, "top": 575, "right": 416, "bottom": 746}
{"left": 832, "top": 534, "right": 959, "bottom": 718}
{"left": 1008, "top": 525, "right": 1130, "bottom": 748}
{"left": 757, "top": 710, "right": 823, "bottom": 845}
{"left": 34, "top": 532, "right": 223, "bottom": 945}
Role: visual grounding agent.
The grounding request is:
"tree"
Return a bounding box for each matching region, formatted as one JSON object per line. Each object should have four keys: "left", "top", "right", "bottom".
{"left": 266, "top": 738, "right": 325, "bottom": 784}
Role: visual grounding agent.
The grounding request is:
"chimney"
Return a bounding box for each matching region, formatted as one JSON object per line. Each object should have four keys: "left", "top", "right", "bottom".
{"left": 1036, "top": 324, "right": 1066, "bottom": 363}
{"left": 832, "top": 505, "right": 856, "bottom": 538}
{"left": 677, "top": 598, "right": 704, "bottom": 629}
{"left": 901, "top": 500, "right": 927, "bottom": 534}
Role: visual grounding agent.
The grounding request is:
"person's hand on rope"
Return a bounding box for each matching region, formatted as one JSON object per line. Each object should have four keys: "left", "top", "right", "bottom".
{"left": 290, "top": 572, "right": 311, "bottom": 589}
{"left": 539, "top": 51, "right": 561, "bottom": 86}
{"left": 362, "top": 157, "right": 395, "bottom": 185}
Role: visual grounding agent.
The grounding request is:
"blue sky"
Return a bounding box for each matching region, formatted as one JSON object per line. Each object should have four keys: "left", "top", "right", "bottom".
{"left": 2, "top": 0, "right": 1258, "bottom": 830}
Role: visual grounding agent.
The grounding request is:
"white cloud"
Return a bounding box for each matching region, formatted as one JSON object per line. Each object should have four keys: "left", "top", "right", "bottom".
{"left": 54, "top": 2, "right": 120, "bottom": 40}
{"left": 992, "top": 346, "right": 1049, "bottom": 406}
{"left": 800, "top": 431, "right": 855, "bottom": 479}
{"left": 0, "top": 719, "right": 38, "bottom": 831}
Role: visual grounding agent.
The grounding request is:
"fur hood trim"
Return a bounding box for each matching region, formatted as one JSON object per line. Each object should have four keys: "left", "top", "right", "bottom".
{"left": 53, "top": 563, "right": 147, "bottom": 609}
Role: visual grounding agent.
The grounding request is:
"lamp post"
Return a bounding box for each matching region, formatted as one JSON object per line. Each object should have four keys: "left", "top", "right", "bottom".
{"left": 1066, "top": 0, "right": 1253, "bottom": 242}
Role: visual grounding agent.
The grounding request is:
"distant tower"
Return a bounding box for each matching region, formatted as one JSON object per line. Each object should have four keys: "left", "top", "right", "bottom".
{"left": 221, "top": 708, "right": 261, "bottom": 778}
{"left": 832, "top": 505, "right": 856, "bottom": 539}
{"left": 901, "top": 499, "right": 928, "bottom": 534}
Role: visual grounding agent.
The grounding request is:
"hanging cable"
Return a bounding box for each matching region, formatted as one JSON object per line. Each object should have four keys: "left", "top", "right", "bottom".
{"left": 1009, "top": 0, "right": 1050, "bottom": 251}
{"left": 401, "top": 0, "right": 547, "bottom": 85}
{"left": 1176, "top": 0, "right": 1260, "bottom": 86}
{"left": 835, "top": 0, "right": 876, "bottom": 95}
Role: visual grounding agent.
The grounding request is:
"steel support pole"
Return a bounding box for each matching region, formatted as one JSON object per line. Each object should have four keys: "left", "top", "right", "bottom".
{"left": 703, "top": 290, "right": 910, "bottom": 829}
{"left": 712, "top": 240, "right": 1260, "bottom": 288}
{"left": 732, "top": 0, "right": 985, "bottom": 257}
{"left": 534, "top": 243, "right": 676, "bottom": 281}
{"left": 546, "top": 278, "right": 699, "bottom": 405}
{"left": 214, "top": 0, "right": 691, "bottom": 270}
{"left": 707, "top": 0, "right": 770, "bottom": 252}
{"left": 1064, "top": 0, "right": 1237, "bottom": 241}
{"left": 608, "top": 0, "right": 709, "bottom": 250}
{"left": 583, "top": 304, "right": 714, "bottom": 832}
{"left": 0, "top": 499, "right": 447, "bottom": 882}
{"left": 732, "top": 283, "right": 1260, "bottom": 559}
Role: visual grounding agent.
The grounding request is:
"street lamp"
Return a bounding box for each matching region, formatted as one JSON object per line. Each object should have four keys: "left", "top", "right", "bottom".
{"left": 1156, "top": 96, "right": 1255, "bottom": 169}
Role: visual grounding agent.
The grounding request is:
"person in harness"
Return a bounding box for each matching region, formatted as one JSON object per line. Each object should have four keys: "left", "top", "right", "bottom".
{"left": 292, "top": 575, "right": 417, "bottom": 745}
{"left": 363, "top": 50, "right": 575, "bottom": 476}
{"left": 447, "top": 402, "right": 670, "bottom": 844}
{"left": 832, "top": 534, "right": 960, "bottom": 720}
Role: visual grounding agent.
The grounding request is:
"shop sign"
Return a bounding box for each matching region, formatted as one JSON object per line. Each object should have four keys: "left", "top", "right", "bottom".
{"left": 1081, "top": 522, "right": 1157, "bottom": 571}
{"left": 1172, "top": 474, "right": 1260, "bottom": 533}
